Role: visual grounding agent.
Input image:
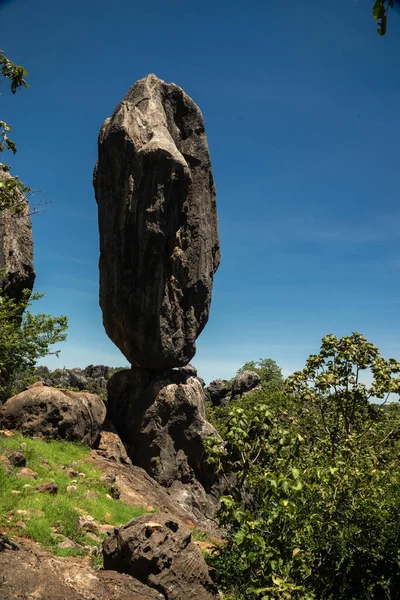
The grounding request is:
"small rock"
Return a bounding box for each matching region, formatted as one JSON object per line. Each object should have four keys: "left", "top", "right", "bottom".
{"left": 110, "top": 484, "right": 120, "bottom": 499}
{"left": 16, "top": 510, "right": 28, "bottom": 516}
{"left": 66, "top": 485, "right": 77, "bottom": 494}
{"left": 22, "top": 484, "right": 33, "bottom": 490}
{"left": 78, "top": 515, "right": 98, "bottom": 533}
{"left": 78, "top": 472, "right": 86, "bottom": 478}
{"left": 15, "top": 521, "right": 26, "bottom": 528}
{"left": 0, "top": 429, "right": 14, "bottom": 437}
{"left": 35, "top": 481, "right": 58, "bottom": 495}
{"left": 0, "top": 534, "right": 20, "bottom": 552}
{"left": 8, "top": 452, "right": 26, "bottom": 467}
{"left": 17, "top": 467, "right": 38, "bottom": 479}
{"left": 58, "top": 538, "right": 79, "bottom": 549}
{"left": 105, "top": 494, "right": 112, "bottom": 500}
{"left": 10, "top": 490, "right": 21, "bottom": 494}
{"left": 66, "top": 468, "right": 79, "bottom": 478}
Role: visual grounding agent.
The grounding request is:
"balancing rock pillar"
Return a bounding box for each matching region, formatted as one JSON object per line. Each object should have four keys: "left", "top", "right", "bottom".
{"left": 94, "top": 74, "right": 220, "bottom": 369}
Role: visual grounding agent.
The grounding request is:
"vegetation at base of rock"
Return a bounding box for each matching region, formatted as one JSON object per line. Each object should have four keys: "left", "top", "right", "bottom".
{"left": 0, "top": 432, "right": 147, "bottom": 558}
{"left": 207, "top": 333, "right": 400, "bottom": 599}
{"left": 0, "top": 289, "right": 68, "bottom": 402}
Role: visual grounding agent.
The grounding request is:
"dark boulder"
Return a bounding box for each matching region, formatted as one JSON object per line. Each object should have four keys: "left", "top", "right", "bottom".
{"left": 206, "top": 378, "right": 231, "bottom": 406}
{"left": 8, "top": 451, "right": 26, "bottom": 467}
{"left": 0, "top": 382, "right": 106, "bottom": 446}
{"left": 103, "top": 513, "right": 217, "bottom": 600}
{"left": 0, "top": 533, "right": 20, "bottom": 552}
{"left": 231, "top": 370, "right": 261, "bottom": 399}
{"left": 94, "top": 74, "right": 220, "bottom": 369}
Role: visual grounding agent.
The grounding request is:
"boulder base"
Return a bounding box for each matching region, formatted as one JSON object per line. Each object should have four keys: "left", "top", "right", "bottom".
{"left": 107, "top": 368, "right": 218, "bottom": 489}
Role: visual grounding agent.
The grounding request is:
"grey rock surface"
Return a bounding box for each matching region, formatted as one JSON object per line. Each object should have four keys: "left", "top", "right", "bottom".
{"left": 0, "top": 537, "right": 163, "bottom": 599}
{"left": 231, "top": 370, "right": 261, "bottom": 399}
{"left": 0, "top": 382, "right": 106, "bottom": 446}
{"left": 103, "top": 513, "right": 217, "bottom": 600}
{"left": 206, "top": 378, "right": 231, "bottom": 405}
{"left": 107, "top": 368, "right": 221, "bottom": 518}
{"left": 94, "top": 74, "right": 220, "bottom": 368}
{"left": 0, "top": 168, "right": 35, "bottom": 302}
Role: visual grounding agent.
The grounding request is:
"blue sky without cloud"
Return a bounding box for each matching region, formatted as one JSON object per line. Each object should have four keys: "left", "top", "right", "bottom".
{"left": 0, "top": 0, "right": 399, "bottom": 383}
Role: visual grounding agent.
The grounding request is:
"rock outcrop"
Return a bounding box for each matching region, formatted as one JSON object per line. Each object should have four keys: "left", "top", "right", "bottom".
{"left": 107, "top": 369, "right": 218, "bottom": 497}
{"left": 231, "top": 370, "right": 261, "bottom": 399}
{"left": 94, "top": 74, "right": 220, "bottom": 369}
{"left": 103, "top": 513, "right": 217, "bottom": 600}
{"left": 0, "top": 168, "right": 35, "bottom": 302}
{"left": 0, "top": 382, "right": 106, "bottom": 446}
{"left": 206, "top": 378, "right": 232, "bottom": 406}
{"left": 0, "top": 537, "right": 163, "bottom": 599}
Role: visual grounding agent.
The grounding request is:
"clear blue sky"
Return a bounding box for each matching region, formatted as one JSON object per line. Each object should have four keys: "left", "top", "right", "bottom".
{"left": 1, "top": 0, "right": 400, "bottom": 383}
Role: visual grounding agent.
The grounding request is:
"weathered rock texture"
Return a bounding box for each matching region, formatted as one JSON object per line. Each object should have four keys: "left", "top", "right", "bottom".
{"left": 103, "top": 513, "right": 217, "bottom": 600}
{"left": 0, "top": 168, "right": 35, "bottom": 302}
{"left": 107, "top": 369, "right": 218, "bottom": 488}
{"left": 94, "top": 74, "right": 220, "bottom": 368}
{"left": 0, "top": 382, "right": 106, "bottom": 446}
{"left": 0, "top": 537, "right": 163, "bottom": 600}
{"left": 231, "top": 370, "right": 261, "bottom": 399}
{"left": 94, "top": 419, "right": 132, "bottom": 465}
{"left": 206, "top": 378, "right": 232, "bottom": 406}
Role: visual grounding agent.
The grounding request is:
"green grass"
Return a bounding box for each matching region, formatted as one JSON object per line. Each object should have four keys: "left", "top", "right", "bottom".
{"left": 0, "top": 432, "right": 148, "bottom": 557}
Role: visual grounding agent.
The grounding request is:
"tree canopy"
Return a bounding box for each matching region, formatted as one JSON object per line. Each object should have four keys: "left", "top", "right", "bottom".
{"left": 0, "top": 289, "right": 68, "bottom": 402}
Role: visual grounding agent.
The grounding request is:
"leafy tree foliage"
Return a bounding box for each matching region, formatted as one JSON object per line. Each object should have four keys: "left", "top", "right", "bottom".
{"left": 0, "top": 50, "right": 30, "bottom": 213}
{"left": 373, "top": 0, "right": 395, "bottom": 35}
{"left": 286, "top": 332, "right": 400, "bottom": 457}
{"left": 0, "top": 289, "right": 68, "bottom": 401}
{"left": 207, "top": 333, "right": 400, "bottom": 599}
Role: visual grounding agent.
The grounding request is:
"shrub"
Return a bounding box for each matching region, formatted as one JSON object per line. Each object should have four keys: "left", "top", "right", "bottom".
{"left": 207, "top": 334, "right": 400, "bottom": 599}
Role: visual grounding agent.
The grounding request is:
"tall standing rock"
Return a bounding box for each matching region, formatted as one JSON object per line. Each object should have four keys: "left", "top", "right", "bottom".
{"left": 0, "top": 169, "right": 35, "bottom": 301}
{"left": 94, "top": 74, "right": 220, "bottom": 369}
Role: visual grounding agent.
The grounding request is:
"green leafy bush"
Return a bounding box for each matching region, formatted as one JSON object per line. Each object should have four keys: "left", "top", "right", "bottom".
{"left": 0, "top": 289, "right": 67, "bottom": 401}
{"left": 207, "top": 333, "right": 400, "bottom": 599}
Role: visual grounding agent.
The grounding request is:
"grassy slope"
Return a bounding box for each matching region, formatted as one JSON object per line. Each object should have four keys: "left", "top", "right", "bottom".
{"left": 0, "top": 432, "right": 147, "bottom": 558}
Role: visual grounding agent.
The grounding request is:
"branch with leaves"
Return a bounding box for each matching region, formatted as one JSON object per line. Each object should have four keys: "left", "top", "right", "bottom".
{"left": 0, "top": 50, "right": 31, "bottom": 213}
{"left": 373, "top": 0, "right": 394, "bottom": 35}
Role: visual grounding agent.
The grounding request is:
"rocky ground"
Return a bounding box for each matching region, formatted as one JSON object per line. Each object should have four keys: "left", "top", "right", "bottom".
{"left": 0, "top": 423, "right": 222, "bottom": 600}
